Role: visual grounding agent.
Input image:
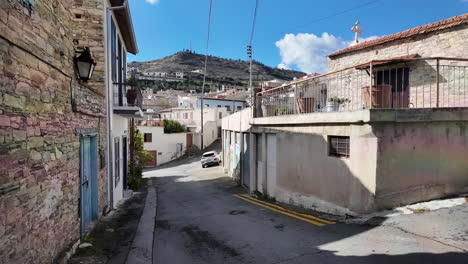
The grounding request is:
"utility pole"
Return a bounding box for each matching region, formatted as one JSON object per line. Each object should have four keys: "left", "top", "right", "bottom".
{"left": 247, "top": 45, "right": 253, "bottom": 117}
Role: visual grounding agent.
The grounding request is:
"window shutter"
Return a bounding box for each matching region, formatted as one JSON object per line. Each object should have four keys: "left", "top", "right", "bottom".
{"left": 111, "top": 21, "right": 116, "bottom": 82}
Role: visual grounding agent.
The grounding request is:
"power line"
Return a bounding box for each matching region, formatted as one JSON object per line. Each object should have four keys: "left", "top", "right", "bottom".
{"left": 248, "top": 0, "right": 259, "bottom": 117}
{"left": 284, "top": 0, "right": 382, "bottom": 33}
{"left": 249, "top": 0, "right": 259, "bottom": 45}
{"left": 200, "top": 0, "right": 213, "bottom": 151}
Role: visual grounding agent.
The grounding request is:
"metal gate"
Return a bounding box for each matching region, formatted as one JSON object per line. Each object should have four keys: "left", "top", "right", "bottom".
{"left": 80, "top": 134, "right": 98, "bottom": 234}
{"left": 266, "top": 134, "right": 277, "bottom": 196}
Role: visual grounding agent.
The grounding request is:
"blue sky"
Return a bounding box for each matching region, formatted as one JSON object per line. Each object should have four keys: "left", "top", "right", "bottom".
{"left": 128, "top": 0, "right": 467, "bottom": 73}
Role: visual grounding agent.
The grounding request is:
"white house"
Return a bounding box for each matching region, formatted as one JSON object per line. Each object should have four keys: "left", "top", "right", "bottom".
{"left": 176, "top": 72, "right": 184, "bottom": 79}
{"left": 105, "top": 0, "right": 142, "bottom": 208}
{"left": 137, "top": 121, "right": 189, "bottom": 167}
{"left": 160, "top": 107, "right": 228, "bottom": 149}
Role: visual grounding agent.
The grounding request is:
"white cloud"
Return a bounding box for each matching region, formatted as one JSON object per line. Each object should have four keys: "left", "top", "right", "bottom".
{"left": 275, "top": 33, "right": 378, "bottom": 73}
{"left": 277, "top": 63, "right": 290, "bottom": 70}
{"left": 145, "top": 0, "right": 160, "bottom": 4}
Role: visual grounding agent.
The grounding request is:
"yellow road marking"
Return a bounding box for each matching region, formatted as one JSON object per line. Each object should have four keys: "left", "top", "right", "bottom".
{"left": 233, "top": 194, "right": 326, "bottom": 226}
{"left": 238, "top": 194, "right": 335, "bottom": 224}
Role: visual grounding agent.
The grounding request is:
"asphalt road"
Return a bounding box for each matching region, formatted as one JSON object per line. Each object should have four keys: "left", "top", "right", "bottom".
{"left": 144, "top": 154, "right": 468, "bottom": 264}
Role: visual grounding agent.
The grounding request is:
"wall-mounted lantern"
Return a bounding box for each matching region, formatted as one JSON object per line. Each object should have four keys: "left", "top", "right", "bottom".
{"left": 74, "top": 47, "right": 96, "bottom": 82}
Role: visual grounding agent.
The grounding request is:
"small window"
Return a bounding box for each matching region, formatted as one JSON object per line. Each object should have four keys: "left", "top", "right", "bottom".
{"left": 218, "top": 112, "right": 222, "bottom": 119}
{"left": 237, "top": 106, "right": 242, "bottom": 110}
{"left": 225, "top": 105, "right": 231, "bottom": 111}
{"left": 217, "top": 105, "right": 221, "bottom": 107}
{"left": 328, "top": 136, "right": 350, "bottom": 158}
{"left": 144, "top": 133, "right": 152, "bottom": 142}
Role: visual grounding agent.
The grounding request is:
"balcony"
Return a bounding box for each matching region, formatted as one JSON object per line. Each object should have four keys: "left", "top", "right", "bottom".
{"left": 113, "top": 83, "right": 144, "bottom": 118}
{"left": 255, "top": 57, "right": 468, "bottom": 118}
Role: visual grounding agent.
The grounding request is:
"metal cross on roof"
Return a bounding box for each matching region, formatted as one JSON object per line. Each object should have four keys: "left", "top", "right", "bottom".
{"left": 351, "top": 21, "right": 363, "bottom": 45}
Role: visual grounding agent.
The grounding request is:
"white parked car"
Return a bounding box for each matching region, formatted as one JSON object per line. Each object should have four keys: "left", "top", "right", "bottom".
{"left": 201, "top": 151, "right": 221, "bottom": 168}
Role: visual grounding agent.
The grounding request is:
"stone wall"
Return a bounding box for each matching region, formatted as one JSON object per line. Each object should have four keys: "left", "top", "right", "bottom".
{"left": 326, "top": 24, "right": 468, "bottom": 110}
{"left": 0, "top": 1, "right": 107, "bottom": 263}
{"left": 328, "top": 24, "right": 468, "bottom": 71}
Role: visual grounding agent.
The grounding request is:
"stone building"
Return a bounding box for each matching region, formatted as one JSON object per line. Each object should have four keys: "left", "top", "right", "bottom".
{"left": 223, "top": 14, "right": 468, "bottom": 216}
{"left": 0, "top": 0, "right": 139, "bottom": 263}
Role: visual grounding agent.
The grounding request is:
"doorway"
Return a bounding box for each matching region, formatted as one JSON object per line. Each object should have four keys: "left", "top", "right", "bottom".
{"left": 80, "top": 134, "right": 99, "bottom": 234}
{"left": 122, "top": 136, "right": 128, "bottom": 190}
{"left": 144, "top": 150, "right": 157, "bottom": 167}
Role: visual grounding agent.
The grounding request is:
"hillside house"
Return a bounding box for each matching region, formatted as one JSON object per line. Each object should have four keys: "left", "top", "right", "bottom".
{"left": 161, "top": 107, "right": 228, "bottom": 149}
{"left": 223, "top": 14, "right": 468, "bottom": 215}
{"left": 137, "top": 120, "right": 190, "bottom": 167}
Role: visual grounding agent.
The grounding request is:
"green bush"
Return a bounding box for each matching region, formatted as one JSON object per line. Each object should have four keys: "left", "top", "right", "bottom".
{"left": 128, "top": 129, "right": 153, "bottom": 190}
{"left": 163, "top": 119, "right": 186, "bottom": 133}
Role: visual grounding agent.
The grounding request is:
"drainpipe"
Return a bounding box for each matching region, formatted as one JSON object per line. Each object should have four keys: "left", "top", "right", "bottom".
{"left": 104, "top": 0, "right": 128, "bottom": 211}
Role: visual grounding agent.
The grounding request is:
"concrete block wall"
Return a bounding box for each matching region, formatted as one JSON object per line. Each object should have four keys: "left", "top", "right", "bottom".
{"left": 0, "top": 1, "right": 107, "bottom": 263}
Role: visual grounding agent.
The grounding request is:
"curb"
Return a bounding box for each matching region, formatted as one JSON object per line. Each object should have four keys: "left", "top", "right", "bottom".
{"left": 126, "top": 182, "right": 157, "bottom": 264}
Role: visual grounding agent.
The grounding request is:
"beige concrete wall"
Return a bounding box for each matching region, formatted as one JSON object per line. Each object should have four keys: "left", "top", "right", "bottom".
{"left": 372, "top": 110, "right": 468, "bottom": 209}
{"left": 251, "top": 123, "right": 378, "bottom": 215}
{"left": 221, "top": 108, "right": 252, "bottom": 132}
{"left": 251, "top": 108, "right": 468, "bottom": 215}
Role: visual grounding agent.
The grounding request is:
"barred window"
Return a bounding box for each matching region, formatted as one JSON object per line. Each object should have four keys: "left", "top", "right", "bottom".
{"left": 328, "top": 136, "right": 350, "bottom": 158}
{"left": 144, "top": 133, "right": 152, "bottom": 143}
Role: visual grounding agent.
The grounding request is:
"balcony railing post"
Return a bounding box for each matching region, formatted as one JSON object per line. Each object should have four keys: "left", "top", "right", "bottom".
{"left": 436, "top": 58, "right": 440, "bottom": 108}
{"left": 369, "top": 61, "right": 373, "bottom": 109}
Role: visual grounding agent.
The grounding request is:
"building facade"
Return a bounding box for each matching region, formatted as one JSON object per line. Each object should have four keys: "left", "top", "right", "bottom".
{"left": 161, "top": 107, "right": 228, "bottom": 149}
{"left": 137, "top": 121, "right": 189, "bottom": 167}
{"left": 223, "top": 14, "right": 468, "bottom": 215}
{"left": 197, "top": 98, "right": 247, "bottom": 112}
{"left": 0, "top": 0, "right": 140, "bottom": 263}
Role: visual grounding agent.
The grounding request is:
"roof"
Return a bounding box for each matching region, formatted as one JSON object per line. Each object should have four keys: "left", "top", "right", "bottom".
{"left": 329, "top": 13, "right": 468, "bottom": 58}
{"left": 355, "top": 54, "right": 420, "bottom": 69}
{"left": 200, "top": 96, "right": 247, "bottom": 102}
{"left": 224, "top": 91, "right": 249, "bottom": 101}
{"left": 110, "top": 0, "right": 138, "bottom": 54}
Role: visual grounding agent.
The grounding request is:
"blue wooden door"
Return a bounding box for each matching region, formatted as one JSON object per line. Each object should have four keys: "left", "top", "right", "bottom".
{"left": 80, "top": 135, "right": 98, "bottom": 234}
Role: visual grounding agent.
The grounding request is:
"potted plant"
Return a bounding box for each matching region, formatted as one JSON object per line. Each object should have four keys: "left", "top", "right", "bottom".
{"left": 126, "top": 88, "right": 137, "bottom": 105}
{"left": 126, "top": 75, "right": 138, "bottom": 105}
{"left": 327, "top": 97, "right": 350, "bottom": 112}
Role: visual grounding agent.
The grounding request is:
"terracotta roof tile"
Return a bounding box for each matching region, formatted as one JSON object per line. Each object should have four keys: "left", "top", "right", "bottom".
{"left": 329, "top": 13, "right": 468, "bottom": 57}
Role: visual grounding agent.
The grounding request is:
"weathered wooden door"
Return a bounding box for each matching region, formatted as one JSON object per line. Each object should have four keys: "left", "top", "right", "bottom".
{"left": 186, "top": 134, "right": 193, "bottom": 150}
{"left": 144, "top": 150, "right": 157, "bottom": 167}
{"left": 80, "top": 135, "right": 98, "bottom": 234}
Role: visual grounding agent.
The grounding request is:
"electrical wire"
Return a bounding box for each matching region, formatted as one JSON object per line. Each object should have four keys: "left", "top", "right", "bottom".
{"left": 284, "top": 0, "right": 382, "bottom": 33}
{"left": 249, "top": 0, "right": 259, "bottom": 45}
{"left": 200, "top": 0, "right": 213, "bottom": 150}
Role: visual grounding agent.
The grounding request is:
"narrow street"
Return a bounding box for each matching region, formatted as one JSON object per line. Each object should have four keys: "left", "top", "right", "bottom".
{"left": 143, "top": 149, "right": 468, "bottom": 264}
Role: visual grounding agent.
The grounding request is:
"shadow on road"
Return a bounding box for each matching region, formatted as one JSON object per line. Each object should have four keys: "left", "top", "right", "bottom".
{"left": 149, "top": 170, "right": 468, "bottom": 263}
